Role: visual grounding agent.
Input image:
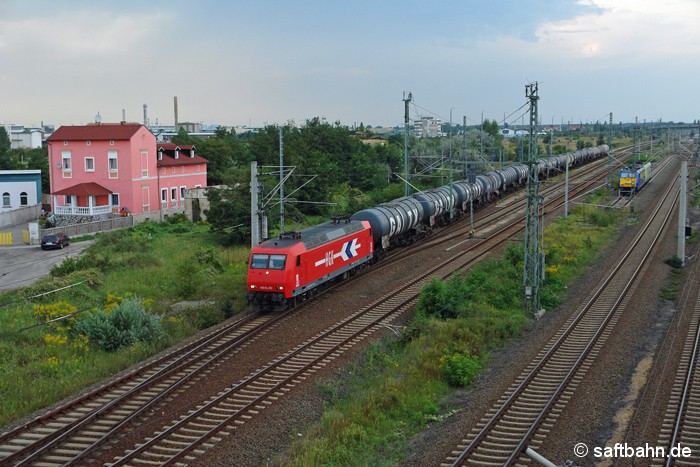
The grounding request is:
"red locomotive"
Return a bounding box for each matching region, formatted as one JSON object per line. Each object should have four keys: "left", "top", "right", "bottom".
{"left": 247, "top": 218, "right": 374, "bottom": 309}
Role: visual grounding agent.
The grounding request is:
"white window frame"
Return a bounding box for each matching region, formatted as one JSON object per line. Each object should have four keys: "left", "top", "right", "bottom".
{"left": 111, "top": 193, "right": 119, "bottom": 207}
{"left": 20, "top": 192, "right": 28, "bottom": 206}
{"left": 61, "top": 151, "right": 72, "bottom": 171}
{"left": 180, "top": 186, "right": 186, "bottom": 200}
{"left": 86, "top": 140, "right": 91, "bottom": 146}
{"left": 161, "top": 188, "right": 168, "bottom": 207}
{"left": 85, "top": 157, "right": 95, "bottom": 172}
{"left": 108, "top": 151, "right": 118, "bottom": 171}
{"left": 140, "top": 150, "right": 149, "bottom": 177}
{"left": 2, "top": 192, "right": 10, "bottom": 207}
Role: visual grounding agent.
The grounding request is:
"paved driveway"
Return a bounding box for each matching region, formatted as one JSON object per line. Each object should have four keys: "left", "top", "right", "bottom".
{"left": 0, "top": 241, "right": 94, "bottom": 292}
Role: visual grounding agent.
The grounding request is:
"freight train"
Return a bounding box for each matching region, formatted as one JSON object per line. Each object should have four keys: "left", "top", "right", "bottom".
{"left": 247, "top": 145, "right": 609, "bottom": 309}
{"left": 618, "top": 161, "right": 651, "bottom": 196}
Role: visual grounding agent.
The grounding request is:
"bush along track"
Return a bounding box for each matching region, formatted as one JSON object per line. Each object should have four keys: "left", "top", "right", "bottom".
{"left": 281, "top": 201, "right": 628, "bottom": 466}
{"left": 0, "top": 218, "right": 250, "bottom": 427}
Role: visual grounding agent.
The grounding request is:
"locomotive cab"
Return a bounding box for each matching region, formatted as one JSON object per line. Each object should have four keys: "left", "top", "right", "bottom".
{"left": 247, "top": 220, "right": 374, "bottom": 310}
{"left": 247, "top": 243, "right": 302, "bottom": 309}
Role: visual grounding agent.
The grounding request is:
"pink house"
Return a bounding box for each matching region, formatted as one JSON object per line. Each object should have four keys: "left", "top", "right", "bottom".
{"left": 47, "top": 123, "right": 207, "bottom": 217}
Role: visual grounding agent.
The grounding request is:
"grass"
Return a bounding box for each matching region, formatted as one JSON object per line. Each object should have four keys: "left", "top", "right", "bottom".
{"left": 279, "top": 190, "right": 629, "bottom": 466}
{"left": 0, "top": 217, "right": 252, "bottom": 426}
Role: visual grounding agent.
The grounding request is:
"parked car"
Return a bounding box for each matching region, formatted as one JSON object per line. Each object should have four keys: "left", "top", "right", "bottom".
{"left": 41, "top": 233, "right": 70, "bottom": 250}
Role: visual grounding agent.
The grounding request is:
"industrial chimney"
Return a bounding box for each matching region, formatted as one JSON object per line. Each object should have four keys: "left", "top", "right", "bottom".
{"left": 121, "top": 108, "right": 126, "bottom": 124}
{"left": 174, "top": 96, "right": 179, "bottom": 130}
{"left": 143, "top": 104, "right": 148, "bottom": 126}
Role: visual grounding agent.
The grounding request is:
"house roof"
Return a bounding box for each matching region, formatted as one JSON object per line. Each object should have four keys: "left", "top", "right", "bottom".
{"left": 47, "top": 123, "right": 146, "bottom": 142}
{"left": 156, "top": 143, "right": 208, "bottom": 167}
{"left": 52, "top": 182, "right": 113, "bottom": 196}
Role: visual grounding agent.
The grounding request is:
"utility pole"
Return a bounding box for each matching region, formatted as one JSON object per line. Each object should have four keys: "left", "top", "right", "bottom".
{"left": 250, "top": 161, "right": 260, "bottom": 248}
{"left": 403, "top": 92, "right": 412, "bottom": 197}
{"left": 524, "top": 82, "right": 542, "bottom": 314}
{"left": 608, "top": 112, "right": 613, "bottom": 186}
{"left": 279, "top": 126, "right": 285, "bottom": 234}
{"left": 449, "top": 108, "right": 454, "bottom": 221}
{"left": 462, "top": 115, "right": 467, "bottom": 177}
{"left": 678, "top": 160, "right": 687, "bottom": 266}
{"left": 633, "top": 116, "right": 640, "bottom": 165}
{"left": 480, "top": 110, "right": 485, "bottom": 161}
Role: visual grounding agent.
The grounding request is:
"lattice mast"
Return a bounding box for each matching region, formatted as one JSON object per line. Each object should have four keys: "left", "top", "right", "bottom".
{"left": 403, "top": 92, "right": 412, "bottom": 197}
{"left": 523, "top": 82, "right": 542, "bottom": 313}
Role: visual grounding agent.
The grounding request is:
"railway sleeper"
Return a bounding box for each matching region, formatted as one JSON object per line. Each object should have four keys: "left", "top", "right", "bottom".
{"left": 36, "top": 454, "right": 75, "bottom": 463}
{"left": 4, "top": 438, "right": 39, "bottom": 447}
{"left": 183, "top": 422, "right": 217, "bottom": 431}
{"left": 128, "top": 458, "right": 167, "bottom": 465}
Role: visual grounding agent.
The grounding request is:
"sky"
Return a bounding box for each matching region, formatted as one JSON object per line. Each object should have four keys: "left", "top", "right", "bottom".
{"left": 1, "top": 0, "right": 699, "bottom": 129}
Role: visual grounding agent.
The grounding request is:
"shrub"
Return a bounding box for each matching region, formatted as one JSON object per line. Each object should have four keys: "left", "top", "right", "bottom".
{"left": 73, "top": 297, "right": 162, "bottom": 352}
{"left": 440, "top": 352, "right": 481, "bottom": 387}
{"left": 415, "top": 279, "right": 449, "bottom": 319}
{"left": 50, "top": 255, "right": 95, "bottom": 277}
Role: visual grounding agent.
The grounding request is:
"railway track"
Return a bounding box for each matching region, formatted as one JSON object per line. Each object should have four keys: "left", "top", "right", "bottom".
{"left": 653, "top": 236, "right": 700, "bottom": 466}
{"left": 107, "top": 194, "right": 559, "bottom": 465}
{"left": 0, "top": 146, "right": 641, "bottom": 465}
{"left": 443, "top": 167, "right": 679, "bottom": 466}
{"left": 0, "top": 310, "right": 296, "bottom": 465}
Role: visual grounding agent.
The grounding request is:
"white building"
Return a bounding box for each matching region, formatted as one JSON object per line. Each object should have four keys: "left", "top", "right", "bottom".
{"left": 2, "top": 124, "right": 45, "bottom": 149}
{"left": 0, "top": 170, "right": 43, "bottom": 227}
{"left": 413, "top": 117, "right": 442, "bottom": 138}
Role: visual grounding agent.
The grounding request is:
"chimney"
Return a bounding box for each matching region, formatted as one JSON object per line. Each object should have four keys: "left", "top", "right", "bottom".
{"left": 121, "top": 108, "right": 126, "bottom": 124}
{"left": 174, "top": 96, "right": 179, "bottom": 130}
{"left": 143, "top": 104, "right": 148, "bottom": 126}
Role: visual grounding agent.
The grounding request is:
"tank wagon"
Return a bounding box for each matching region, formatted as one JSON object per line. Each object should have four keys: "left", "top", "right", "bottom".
{"left": 247, "top": 145, "right": 609, "bottom": 309}
{"left": 618, "top": 161, "right": 651, "bottom": 196}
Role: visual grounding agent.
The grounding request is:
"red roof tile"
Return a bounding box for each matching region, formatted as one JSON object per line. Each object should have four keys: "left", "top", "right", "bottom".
{"left": 52, "top": 182, "right": 113, "bottom": 196}
{"left": 48, "top": 123, "right": 146, "bottom": 141}
{"left": 156, "top": 144, "right": 208, "bottom": 167}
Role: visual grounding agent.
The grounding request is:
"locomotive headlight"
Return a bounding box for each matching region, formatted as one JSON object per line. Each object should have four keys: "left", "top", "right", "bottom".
{"left": 277, "top": 286, "right": 284, "bottom": 291}
{"left": 250, "top": 285, "right": 257, "bottom": 289}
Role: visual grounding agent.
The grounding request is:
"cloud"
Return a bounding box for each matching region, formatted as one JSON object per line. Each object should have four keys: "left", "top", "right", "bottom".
{"left": 535, "top": 0, "right": 700, "bottom": 61}
{"left": 0, "top": 10, "right": 171, "bottom": 60}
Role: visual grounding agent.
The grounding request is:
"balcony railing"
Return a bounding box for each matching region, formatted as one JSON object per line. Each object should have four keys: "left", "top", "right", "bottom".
{"left": 54, "top": 205, "right": 113, "bottom": 216}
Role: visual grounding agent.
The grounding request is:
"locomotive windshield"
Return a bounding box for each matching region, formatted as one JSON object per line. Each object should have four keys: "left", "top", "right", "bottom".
{"left": 269, "top": 254, "right": 286, "bottom": 270}
{"left": 250, "top": 253, "right": 287, "bottom": 270}
{"left": 251, "top": 254, "right": 269, "bottom": 269}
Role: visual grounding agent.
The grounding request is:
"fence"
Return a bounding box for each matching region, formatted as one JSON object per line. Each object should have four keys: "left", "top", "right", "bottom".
{"left": 41, "top": 216, "right": 134, "bottom": 238}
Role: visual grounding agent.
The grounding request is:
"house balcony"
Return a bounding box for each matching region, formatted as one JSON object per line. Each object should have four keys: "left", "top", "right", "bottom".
{"left": 54, "top": 204, "right": 113, "bottom": 216}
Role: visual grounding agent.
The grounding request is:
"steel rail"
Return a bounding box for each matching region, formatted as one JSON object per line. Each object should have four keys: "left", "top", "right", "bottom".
{"left": 449, "top": 172, "right": 678, "bottom": 466}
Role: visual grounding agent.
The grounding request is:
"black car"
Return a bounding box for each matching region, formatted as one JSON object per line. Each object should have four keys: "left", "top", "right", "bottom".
{"left": 41, "top": 233, "right": 70, "bottom": 250}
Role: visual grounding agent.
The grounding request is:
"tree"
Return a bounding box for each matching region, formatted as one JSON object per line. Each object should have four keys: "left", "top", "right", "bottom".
{"left": 0, "top": 127, "right": 10, "bottom": 154}
{"left": 171, "top": 128, "right": 196, "bottom": 146}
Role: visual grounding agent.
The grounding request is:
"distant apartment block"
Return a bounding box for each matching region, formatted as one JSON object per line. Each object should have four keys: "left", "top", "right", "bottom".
{"left": 413, "top": 117, "right": 442, "bottom": 138}
{"left": 2, "top": 124, "right": 53, "bottom": 149}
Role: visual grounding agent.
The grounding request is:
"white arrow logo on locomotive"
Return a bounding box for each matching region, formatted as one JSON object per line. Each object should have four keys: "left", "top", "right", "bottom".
{"left": 314, "top": 238, "right": 361, "bottom": 267}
